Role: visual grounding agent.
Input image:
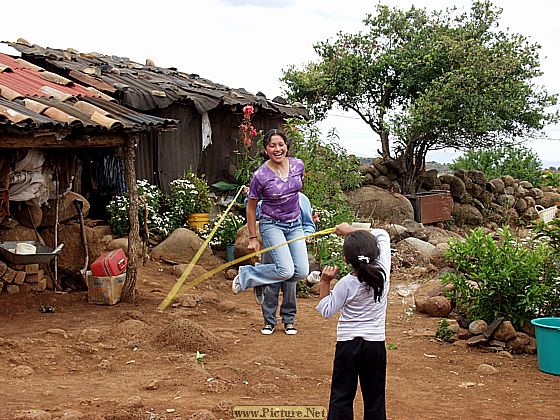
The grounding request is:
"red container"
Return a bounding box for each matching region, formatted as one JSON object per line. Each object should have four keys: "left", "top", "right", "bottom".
{"left": 90, "top": 248, "right": 127, "bottom": 277}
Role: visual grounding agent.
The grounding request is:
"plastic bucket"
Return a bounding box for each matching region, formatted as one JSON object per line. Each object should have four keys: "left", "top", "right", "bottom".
{"left": 226, "top": 244, "right": 235, "bottom": 262}
{"left": 187, "top": 213, "right": 209, "bottom": 232}
{"left": 530, "top": 317, "right": 560, "bottom": 375}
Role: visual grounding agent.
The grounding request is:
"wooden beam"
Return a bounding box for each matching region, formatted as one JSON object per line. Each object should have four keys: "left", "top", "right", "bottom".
{"left": 0, "top": 133, "right": 126, "bottom": 148}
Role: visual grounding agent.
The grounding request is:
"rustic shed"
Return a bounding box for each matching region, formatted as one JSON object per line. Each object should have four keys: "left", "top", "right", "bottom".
{"left": 0, "top": 52, "right": 175, "bottom": 300}
{"left": 6, "top": 40, "right": 309, "bottom": 189}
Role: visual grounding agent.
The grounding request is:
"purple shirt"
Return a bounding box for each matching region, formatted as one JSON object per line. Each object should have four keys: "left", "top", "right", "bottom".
{"left": 248, "top": 157, "right": 304, "bottom": 222}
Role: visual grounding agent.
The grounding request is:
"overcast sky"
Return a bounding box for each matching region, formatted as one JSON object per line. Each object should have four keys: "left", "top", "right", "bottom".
{"left": 2, "top": 0, "right": 559, "bottom": 167}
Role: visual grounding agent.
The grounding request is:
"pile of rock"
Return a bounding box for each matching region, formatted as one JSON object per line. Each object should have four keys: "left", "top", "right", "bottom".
{"left": 0, "top": 261, "right": 47, "bottom": 294}
{"left": 444, "top": 317, "right": 536, "bottom": 355}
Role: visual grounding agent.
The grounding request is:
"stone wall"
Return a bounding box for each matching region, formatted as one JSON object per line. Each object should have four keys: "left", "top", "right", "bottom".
{"left": 360, "top": 159, "right": 560, "bottom": 226}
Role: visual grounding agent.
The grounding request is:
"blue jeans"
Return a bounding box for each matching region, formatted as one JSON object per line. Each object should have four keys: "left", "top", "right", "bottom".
{"left": 238, "top": 218, "right": 309, "bottom": 290}
{"left": 261, "top": 272, "right": 298, "bottom": 326}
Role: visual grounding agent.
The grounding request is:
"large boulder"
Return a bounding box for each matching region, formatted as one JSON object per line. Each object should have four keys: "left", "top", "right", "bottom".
{"left": 41, "top": 222, "right": 103, "bottom": 272}
{"left": 0, "top": 224, "right": 38, "bottom": 242}
{"left": 536, "top": 191, "right": 560, "bottom": 208}
{"left": 40, "top": 192, "right": 90, "bottom": 228}
{"left": 452, "top": 202, "right": 484, "bottom": 226}
{"left": 439, "top": 174, "right": 466, "bottom": 199}
{"left": 234, "top": 223, "right": 261, "bottom": 265}
{"left": 151, "top": 228, "right": 216, "bottom": 266}
{"left": 414, "top": 279, "right": 453, "bottom": 317}
{"left": 11, "top": 203, "right": 43, "bottom": 228}
{"left": 345, "top": 186, "right": 414, "bottom": 224}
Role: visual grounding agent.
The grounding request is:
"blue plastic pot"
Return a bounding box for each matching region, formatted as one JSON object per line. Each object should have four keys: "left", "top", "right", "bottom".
{"left": 226, "top": 244, "right": 235, "bottom": 262}
{"left": 530, "top": 317, "right": 560, "bottom": 376}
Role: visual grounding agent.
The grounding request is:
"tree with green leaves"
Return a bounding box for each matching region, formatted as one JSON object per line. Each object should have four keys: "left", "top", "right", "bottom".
{"left": 281, "top": 1, "right": 558, "bottom": 193}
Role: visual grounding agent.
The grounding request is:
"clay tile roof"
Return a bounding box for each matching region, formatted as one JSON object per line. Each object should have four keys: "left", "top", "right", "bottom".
{"left": 0, "top": 53, "right": 176, "bottom": 133}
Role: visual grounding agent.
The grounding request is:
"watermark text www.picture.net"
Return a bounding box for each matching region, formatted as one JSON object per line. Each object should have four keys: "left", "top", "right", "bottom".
{"left": 233, "top": 405, "right": 327, "bottom": 420}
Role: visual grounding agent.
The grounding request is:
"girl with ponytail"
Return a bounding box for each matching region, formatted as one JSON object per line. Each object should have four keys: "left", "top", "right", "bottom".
{"left": 316, "top": 223, "right": 391, "bottom": 420}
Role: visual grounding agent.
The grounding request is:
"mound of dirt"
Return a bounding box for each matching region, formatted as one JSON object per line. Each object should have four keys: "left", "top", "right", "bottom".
{"left": 113, "top": 319, "right": 153, "bottom": 343}
{"left": 153, "top": 318, "right": 224, "bottom": 353}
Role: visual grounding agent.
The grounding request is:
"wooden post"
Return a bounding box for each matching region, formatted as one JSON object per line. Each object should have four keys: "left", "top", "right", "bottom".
{"left": 121, "top": 133, "right": 139, "bottom": 303}
{"left": 141, "top": 192, "right": 149, "bottom": 267}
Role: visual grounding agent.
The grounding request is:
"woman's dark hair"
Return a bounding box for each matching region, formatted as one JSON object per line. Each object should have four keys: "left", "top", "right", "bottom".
{"left": 343, "top": 230, "right": 385, "bottom": 302}
{"left": 263, "top": 128, "right": 292, "bottom": 160}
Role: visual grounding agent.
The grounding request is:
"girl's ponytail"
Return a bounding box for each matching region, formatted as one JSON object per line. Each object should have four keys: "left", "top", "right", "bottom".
{"left": 343, "top": 231, "right": 385, "bottom": 301}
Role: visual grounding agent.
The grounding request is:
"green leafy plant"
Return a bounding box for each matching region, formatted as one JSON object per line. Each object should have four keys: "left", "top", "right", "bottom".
{"left": 441, "top": 226, "right": 556, "bottom": 327}
{"left": 449, "top": 145, "right": 543, "bottom": 186}
{"left": 532, "top": 218, "right": 560, "bottom": 316}
{"left": 312, "top": 234, "right": 348, "bottom": 277}
{"left": 197, "top": 212, "right": 245, "bottom": 249}
{"left": 541, "top": 171, "right": 560, "bottom": 187}
{"left": 435, "top": 319, "right": 455, "bottom": 342}
{"left": 296, "top": 280, "right": 312, "bottom": 298}
{"left": 217, "top": 213, "right": 245, "bottom": 247}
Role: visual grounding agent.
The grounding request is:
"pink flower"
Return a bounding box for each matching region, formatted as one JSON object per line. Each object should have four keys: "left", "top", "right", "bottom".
{"left": 243, "top": 105, "right": 254, "bottom": 118}
{"left": 250, "top": 127, "right": 257, "bottom": 137}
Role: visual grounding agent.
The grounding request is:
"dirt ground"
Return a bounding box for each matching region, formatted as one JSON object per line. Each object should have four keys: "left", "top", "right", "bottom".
{"left": 1, "top": 256, "right": 559, "bottom": 420}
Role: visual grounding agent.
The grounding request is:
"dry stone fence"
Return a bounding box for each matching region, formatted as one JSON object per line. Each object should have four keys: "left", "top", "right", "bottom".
{"left": 360, "top": 157, "right": 560, "bottom": 226}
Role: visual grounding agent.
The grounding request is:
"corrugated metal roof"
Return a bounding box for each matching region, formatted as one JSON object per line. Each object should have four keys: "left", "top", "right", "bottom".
{"left": 0, "top": 53, "right": 176, "bottom": 132}
{"left": 5, "top": 41, "right": 308, "bottom": 118}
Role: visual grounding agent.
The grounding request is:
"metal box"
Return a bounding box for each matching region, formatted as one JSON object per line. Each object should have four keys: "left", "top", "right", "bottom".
{"left": 405, "top": 190, "right": 453, "bottom": 224}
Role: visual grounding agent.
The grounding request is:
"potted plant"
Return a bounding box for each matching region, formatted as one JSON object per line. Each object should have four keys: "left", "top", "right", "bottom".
{"left": 218, "top": 213, "right": 245, "bottom": 261}
{"left": 168, "top": 170, "right": 213, "bottom": 232}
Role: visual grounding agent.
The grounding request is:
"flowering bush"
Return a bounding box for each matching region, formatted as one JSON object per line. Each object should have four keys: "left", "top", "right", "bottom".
{"left": 198, "top": 212, "right": 245, "bottom": 249}
{"left": 106, "top": 179, "right": 173, "bottom": 239}
{"left": 235, "top": 105, "right": 262, "bottom": 185}
{"left": 218, "top": 213, "right": 245, "bottom": 247}
{"left": 107, "top": 175, "right": 213, "bottom": 241}
{"left": 165, "top": 171, "right": 212, "bottom": 227}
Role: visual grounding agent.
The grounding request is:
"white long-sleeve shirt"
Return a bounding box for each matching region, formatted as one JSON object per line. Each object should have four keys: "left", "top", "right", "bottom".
{"left": 316, "top": 229, "right": 391, "bottom": 341}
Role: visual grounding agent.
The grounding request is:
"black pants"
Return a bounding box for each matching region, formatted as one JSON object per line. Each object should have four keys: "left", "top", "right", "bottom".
{"left": 328, "top": 338, "right": 386, "bottom": 420}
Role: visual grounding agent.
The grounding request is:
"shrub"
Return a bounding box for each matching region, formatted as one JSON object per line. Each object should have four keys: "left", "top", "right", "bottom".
{"left": 541, "top": 171, "right": 560, "bottom": 187}
{"left": 449, "top": 145, "right": 543, "bottom": 186}
{"left": 181, "top": 170, "right": 213, "bottom": 214}
{"left": 532, "top": 219, "right": 560, "bottom": 316}
{"left": 107, "top": 179, "right": 170, "bottom": 238}
{"left": 441, "top": 226, "right": 558, "bottom": 327}
{"left": 435, "top": 319, "right": 455, "bottom": 342}
{"left": 107, "top": 176, "right": 213, "bottom": 241}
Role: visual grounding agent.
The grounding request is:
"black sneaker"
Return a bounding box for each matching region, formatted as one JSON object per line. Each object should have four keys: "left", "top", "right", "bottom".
{"left": 254, "top": 285, "right": 265, "bottom": 305}
{"left": 284, "top": 323, "right": 297, "bottom": 335}
{"left": 261, "top": 324, "right": 275, "bottom": 335}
